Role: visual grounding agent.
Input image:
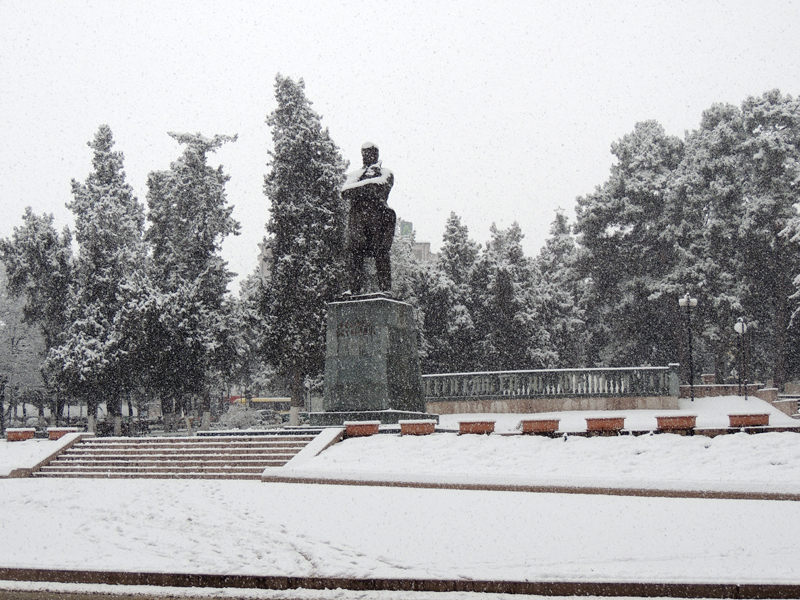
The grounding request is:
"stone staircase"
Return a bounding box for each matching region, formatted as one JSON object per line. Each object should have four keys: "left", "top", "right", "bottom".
{"left": 33, "top": 430, "right": 324, "bottom": 480}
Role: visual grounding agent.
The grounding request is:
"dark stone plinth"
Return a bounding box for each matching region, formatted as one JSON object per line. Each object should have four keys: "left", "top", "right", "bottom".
{"left": 323, "top": 297, "right": 433, "bottom": 419}
{"left": 309, "top": 410, "right": 439, "bottom": 427}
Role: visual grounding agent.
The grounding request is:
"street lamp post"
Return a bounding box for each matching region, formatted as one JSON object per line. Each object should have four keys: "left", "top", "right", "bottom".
{"left": 678, "top": 293, "right": 698, "bottom": 402}
{"left": 734, "top": 317, "right": 748, "bottom": 401}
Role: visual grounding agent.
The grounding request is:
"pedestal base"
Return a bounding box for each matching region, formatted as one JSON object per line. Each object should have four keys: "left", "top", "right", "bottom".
{"left": 323, "top": 297, "right": 425, "bottom": 413}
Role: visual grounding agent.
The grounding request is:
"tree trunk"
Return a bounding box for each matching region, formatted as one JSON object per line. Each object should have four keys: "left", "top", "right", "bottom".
{"left": 0, "top": 378, "right": 6, "bottom": 433}
{"left": 773, "top": 290, "right": 790, "bottom": 391}
{"left": 184, "top": 414, "right": 194, "bottom": 436}
{"left": 87, "top": 399, "right": 97, "bottom": 433}
{"left": 289, "top": 370, "right": 304, "bottom": 426}
{"left": 201, "top": 390, "right": 211, "bottom": 431}
{"left": 161, "top": 394, "right": 175, "bottom": 432}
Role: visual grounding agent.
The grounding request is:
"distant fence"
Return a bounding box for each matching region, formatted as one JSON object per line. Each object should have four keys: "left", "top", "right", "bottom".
{"left": 422, "top": 365, "right": 680, "bottom": 402}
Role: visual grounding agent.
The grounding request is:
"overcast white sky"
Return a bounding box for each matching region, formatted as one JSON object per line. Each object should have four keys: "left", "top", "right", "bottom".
{"left": 2, "top": 0, "right": 800, "bottom": 292}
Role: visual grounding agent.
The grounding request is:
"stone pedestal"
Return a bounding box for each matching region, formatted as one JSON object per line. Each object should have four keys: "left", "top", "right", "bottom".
{"left": 313, "top": 296, "right": 437, "bottom": 426}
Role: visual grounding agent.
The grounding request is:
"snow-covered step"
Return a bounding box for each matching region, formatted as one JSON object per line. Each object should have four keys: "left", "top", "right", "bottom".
{"left": 73, "top": 439, "right": 315, "bottom": 448}
{"left": 37, "top": 465, "right": 269, "bottom": 475}
{"left": 59, "top": 447, "right": 306, "bottom": 456}
{"left": 33, "top": 430, "right": 325, "bottom": 479}
{"left": 41, "top": 458, "right": 294, "bottom": 468}
{"left": 34, "top": 471, "right": 266, "bottom": 480}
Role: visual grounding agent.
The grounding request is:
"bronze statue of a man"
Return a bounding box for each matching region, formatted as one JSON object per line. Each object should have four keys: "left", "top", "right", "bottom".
{"left": 342, "top": 142, "right": 396, "bottom": 295}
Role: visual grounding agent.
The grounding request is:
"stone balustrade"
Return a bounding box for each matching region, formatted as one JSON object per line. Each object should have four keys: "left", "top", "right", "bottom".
{"left": 423, "top": 365, "right": 679, "bottom": 402}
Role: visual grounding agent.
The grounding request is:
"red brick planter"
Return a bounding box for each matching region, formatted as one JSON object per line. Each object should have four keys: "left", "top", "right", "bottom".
{"left": 729, "top": 413, "right": 770, "bottom": 428}
{"left": 656, "top": 415, "right": 697, "bottom": 432}
{"left": 586, "top": 417, "right": 625, "bottom": 432}
{"left": 344, "top": 421, "right": 381, "bottom": 437}
{"left": 520, "top": 419, "right": 560, "bottom": 434}
{"left": 6, "top": 428, "right": 35, "bottom": 442}
{"left": 399, "top": 420, "right": 436, "bottom": 436}
{"left": 459, "top": 421, "right": 495, "bottom": 435}
{"left": 47, "top": 427, "right": 80, "bottom": 440}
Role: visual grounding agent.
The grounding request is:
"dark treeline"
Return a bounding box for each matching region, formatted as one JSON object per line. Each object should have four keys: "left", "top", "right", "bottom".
{"left": 3, "top": 83, "right": 800, "bottom": 431}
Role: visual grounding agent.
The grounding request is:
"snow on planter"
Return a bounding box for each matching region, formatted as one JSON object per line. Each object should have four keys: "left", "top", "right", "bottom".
{"left": 459, "top": 420, "right": 495, "bottom": 435}
{"left": 729, "top": 413, "right": 770, "bottom": 428}
{"left": 6, "top": 428, "right": 35, "bottom": 442}
{"left": 585, "top": 417, "right": 625, "bottom": 433}
{"left": 344, "top": 421, "right": 381, "bottom": 437}
{"left": 519, "top": 419, "right": 560, "bottom": 434}
{"left": 399, "top": 420, "right": 436, "bottom": 436}
{"left": 656, "top": 415, "right": 697, "bottom": 432}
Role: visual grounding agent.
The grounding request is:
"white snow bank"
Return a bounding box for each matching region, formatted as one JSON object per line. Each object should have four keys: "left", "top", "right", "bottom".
{"left": 289, "top": 396, "right": 800, "bottom": 494}
{"left": 296, "top": 429, "right": 800, "bottom": 493}
{"left": 0, "top": 438, "right": 61, "bottom": 477}
{"left": 0, "top": 396, "right": 798, "bottom": 586}
{"left": 1, "top": 478, "right": 799, "bottom": 584}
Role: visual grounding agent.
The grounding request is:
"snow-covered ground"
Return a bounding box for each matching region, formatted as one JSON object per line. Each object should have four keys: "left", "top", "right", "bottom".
{"left": 288, "top": 396, "right": 800, "bottom": 495}
{"left": 0, "top": 395, "right": 799, "bottom": 596}
{"left": 0, "top": 435, "right": 62, "bottom": 477}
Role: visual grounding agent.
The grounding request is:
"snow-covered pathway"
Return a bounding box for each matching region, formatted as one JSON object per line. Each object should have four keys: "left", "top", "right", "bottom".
{"left": 1, "top": 395, "right": 799, "bottom": 588}
{"left": 1, "top": 477, "right": 799, "bottom": 585}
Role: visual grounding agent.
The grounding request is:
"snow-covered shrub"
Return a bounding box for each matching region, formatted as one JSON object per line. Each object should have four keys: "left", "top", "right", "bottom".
{"left": 219, "top": 405, "right": 261, "bottom": 430}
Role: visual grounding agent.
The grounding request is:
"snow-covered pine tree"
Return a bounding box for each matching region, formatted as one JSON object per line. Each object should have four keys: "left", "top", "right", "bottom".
{"left": 0, "top": 208, "right": 73, "bottom": 357}
{"left": 575, "top": 120, "right": 684, "bottom": 369}
{"left": 0, "top": 262, "right": 49, "bottom": 429}
{"left": 469, "top": 223, "right": 556, "bottom": 371}
{"left": 262, "top": 75, "right": 347, "bottom": 425}
{"left": 536, "top": 211, "right": 588, "bottom": 367}
{"left": 44, "top": 126, "right": 147, "bottom": 432}
{"left": 438, "top": 212, "right": 480, "bottom": 288}
{"left": 144, "top": 132, "right": 240, "bottom": 429}
{"left": 738, "top": 90, "right": 800, "bottom": 389}
{"left": 412, "top": 213, "right": 480, "bottom": 373}
{"left": 389, "top": 220, "right": 418, "bottom": 301}
{"left": 666, "top": 103, "right": 748, "bottom": 383}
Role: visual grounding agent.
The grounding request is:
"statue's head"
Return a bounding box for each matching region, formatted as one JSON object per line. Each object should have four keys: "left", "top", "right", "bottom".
{"left": 361, "top": 142, "right": 379, "bottom": 167}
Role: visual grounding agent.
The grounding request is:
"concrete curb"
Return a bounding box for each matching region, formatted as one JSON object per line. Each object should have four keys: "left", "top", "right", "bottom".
{"left": 1, "top": 568, "right": 800, "bottom": 598}
{"left": 261, "top": 471, "right": 800, "bottom": 502}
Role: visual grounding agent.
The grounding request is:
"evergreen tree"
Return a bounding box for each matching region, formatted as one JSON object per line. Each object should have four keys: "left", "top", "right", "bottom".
{"left": 410, "top": 262, "right": 458, "bottom": 373}
{"left": 469, "top": 223, "right": 556, "bottom": 370}
{"left": 261, "top": 75, "right": 347, "bottom": 423}
{"left": 536, "top": 211, "right": 588, "bottom": 367}
{"left": 738, "top": 90, "right": 800, "bottom": 388}
{"left": 413, "top": 213, "right": 480, "bottom": 373}
{"left": 0, "top": 208, "right": 72, "bottom": 355}
{"left": 2, "top": 209, "right": 73, "bottom": 428}
{"left": 667, "top": 103, "right": 748, "bottom": 383}
{"left": 0, "top": 262, "right": 48, "bottom": 429}
{"left": 143, "top": 132, "right": 240, "bottom": 428}
{"left": 438, "top": 212, "right": 480, "bottom": 287}
{"left": 46, "top": 125, "right": 147, "bottom": 431}
{"left": 575, "top": 120, "right": 684, "bottom": 368}
{"left": 389, "top": 220, "right": 419, "bottom": 301}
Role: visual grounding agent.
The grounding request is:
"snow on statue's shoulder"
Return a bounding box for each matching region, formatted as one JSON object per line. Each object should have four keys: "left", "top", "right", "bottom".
{"left": 342, "top": 161, "right": 393, "bottom": 191}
